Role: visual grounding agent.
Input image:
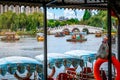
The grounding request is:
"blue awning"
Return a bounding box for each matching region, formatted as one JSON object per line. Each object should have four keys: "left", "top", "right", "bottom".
{"left": 35, "top": 53, "right": 83, "bottom": 69}
{"left": 0, "top": 56, "right": 43, "bottom": 76}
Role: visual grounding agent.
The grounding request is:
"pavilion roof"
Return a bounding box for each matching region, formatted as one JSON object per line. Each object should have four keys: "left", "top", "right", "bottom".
{"left": 0, "top": 0, "right": 107, "bottom": 10}
{"left": 0, "top": 0, "right": 120, "bottom": 16}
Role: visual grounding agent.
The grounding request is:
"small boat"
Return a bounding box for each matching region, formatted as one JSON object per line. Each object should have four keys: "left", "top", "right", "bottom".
{"left": 1, "top": 32, "right": 20, "bottom": 41}
{"left": 54, "top": 32, "right": 65, "bottom": 37}
{"left": 37, "top": 36, "right": 44, "bottom": 41}
{"left": 36, "top": 33, "right": 44, "bottom": 41}
{"left": 95, "top": 32, "right": 102, "bottom": 37}
{"left": 66, "top": 38, "right": 87, "bottom": 42}
{"left": 66, "top": 34, "right": 87, "bottom": 42}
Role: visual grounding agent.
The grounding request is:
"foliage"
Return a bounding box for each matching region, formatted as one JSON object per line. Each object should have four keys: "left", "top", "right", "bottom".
{"left": 0, "top": 11, "right": 43, "bottom": 35}
{"left": 0, "top": 10, "right": 117, "bottom": 35}
{"left": 83, "top": 10, "right": 92, "bottom": 21}
{"left": 80, "top": 10, "right": 118, "bottom": 31}
{"left": 47, "top": 18, "right": 79, "bottom": 28}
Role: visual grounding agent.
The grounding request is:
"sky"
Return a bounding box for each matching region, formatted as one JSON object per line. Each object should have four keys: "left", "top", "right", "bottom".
{"left": 47, "top": 8, "right": 85, "bottom": 20}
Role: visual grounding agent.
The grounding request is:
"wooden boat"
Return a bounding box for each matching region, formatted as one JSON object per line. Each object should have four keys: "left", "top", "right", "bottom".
{"left": 37, "top": 36, "right": 44, "bottom": 41}
{"left": 67, "top": 33, "right": 87, "bottom": 42}
{"left": 54, "top": 32, "right": 65, "bottom": 37}
{"left": 1, "top": 32, "right": 20, "bottom": 41}
{"left": 95, "top": 32, "right": 102, "bottom": 37}
{"left": 66, "top": 38, "right": 87, "bottom": 42}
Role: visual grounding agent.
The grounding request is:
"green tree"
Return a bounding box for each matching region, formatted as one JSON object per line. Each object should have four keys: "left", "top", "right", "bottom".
{"left": 47, "top": 19, "right": 55, "bottom": 28}
{"left": 83, "top": 10, "right": 92, "bottom": 21}
{"left": 18, "top": 13, "right": 27, "bottom": 31}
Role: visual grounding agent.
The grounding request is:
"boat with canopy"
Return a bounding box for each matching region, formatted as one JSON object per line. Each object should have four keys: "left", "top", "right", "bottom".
{"left": 36, "top": 33, "right": 44, "bottom": 41}
{"left": 35, "top": 53, "right": 85, "bottom": 79}
{"left": 0, "top": 56, "right": 43, "bottom": 80}
{"left": 1, "top": 32, "right": 20, "bottom": 42}
{"left": 35, "top": 52, "right": 97, "bottom": 80}
{"left": 64, "top": 50, "right": 96, "bottom": 63}
{"left": 67, "top": 32, "right": 87, "bottom": 42}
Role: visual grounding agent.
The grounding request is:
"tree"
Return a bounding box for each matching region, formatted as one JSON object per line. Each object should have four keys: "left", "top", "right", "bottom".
{"left": 18, "top": 13, "right": 27, "bottom": 31}
{"left": 83, "top": 10, "right": 92, "bottom": 21}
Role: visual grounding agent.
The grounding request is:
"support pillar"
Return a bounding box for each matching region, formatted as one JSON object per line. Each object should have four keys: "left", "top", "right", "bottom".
{"left": 117, "top": 19, "right": 120, "bottom": 61}
{"left": 107, "top": 1, "right": 112, "bottom": 80}
{"left": 43, "top": 3, "right": 47, "bottom": 80}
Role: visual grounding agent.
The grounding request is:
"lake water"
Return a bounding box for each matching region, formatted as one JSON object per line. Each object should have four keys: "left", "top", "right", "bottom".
{"left": 0, "top": 34, "right": 103, "bottom": 58}
{"left": 0, "top": 34, "right": 117, "bottom": 79}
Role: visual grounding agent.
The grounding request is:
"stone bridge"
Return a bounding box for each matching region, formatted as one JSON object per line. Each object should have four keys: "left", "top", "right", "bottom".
{"left": 48, "top": 25, "right": 103, "bottom": 34}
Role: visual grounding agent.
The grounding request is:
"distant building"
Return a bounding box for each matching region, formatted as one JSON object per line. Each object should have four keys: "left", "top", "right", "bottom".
{"left": 0, "top": 4, "right": 41, "bottom": 14}
{"left": 59, "top": 16, "right": 68, "bottom": 21}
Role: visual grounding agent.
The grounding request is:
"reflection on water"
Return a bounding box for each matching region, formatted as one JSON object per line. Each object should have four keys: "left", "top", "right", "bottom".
{"left": 0, "top": 34, "right": 116, "bottom": 79}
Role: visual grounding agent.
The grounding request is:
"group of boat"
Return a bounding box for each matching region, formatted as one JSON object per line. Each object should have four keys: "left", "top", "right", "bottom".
{"left": 0, "top": 49, "right": 113, "bottom": 80}
{"left": 54, "top": 31, "right": 88, "bottom": 43}
{"left": 33, "top": 50, "right": 97, "bottom": 80}
{"left": 0, "top": 31, "right": 117, "bottom": 45}
{"left": 0, "top": 50, "right": 96, "bottom": 80}
{"left": 0, "top": 32, "right": 45, "bottom": 42}
{"left": 0, "top": 39, "right": 117, "bottom": 80}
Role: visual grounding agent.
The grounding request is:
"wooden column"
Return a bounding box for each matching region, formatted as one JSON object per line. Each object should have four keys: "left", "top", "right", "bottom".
{"left": 107, "top": 0, "right": 112, "bottom": 80}
{"left": 43, "top": 2, "right": 47, "bottom": 80}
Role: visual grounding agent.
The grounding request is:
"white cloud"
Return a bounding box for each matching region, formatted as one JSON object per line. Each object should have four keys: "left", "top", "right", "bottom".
{"left": 77, "top": 10, "right": 85, "bottom": 20}
{"left": 46, "top": 8, "right": 85, "bottom": 20}
{"left": 64, "top": 9, "right": 76, "bottom": 19}
{"left": 47, "top": 11, "right": 54, "bottom": 19}
{"left": 64, "top": 9, "right": 85, "bottom": 20}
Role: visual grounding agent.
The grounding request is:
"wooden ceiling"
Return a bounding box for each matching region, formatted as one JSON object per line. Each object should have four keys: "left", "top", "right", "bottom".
{"left": 0, "top": 0, "right": 120, "bottom": 16}
{"left": 0, "top": 0, "right": 107, "bottom": 10}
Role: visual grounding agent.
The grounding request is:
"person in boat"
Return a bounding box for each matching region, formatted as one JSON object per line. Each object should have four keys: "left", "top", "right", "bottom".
{"left": 96, "top": 35, "right": 109, "bottom": 59}
{"left": 103, "top": 35, "right": 108, "bottom": 43}
{"left": 79, "top": 34, "right": 83, "bottom": 39}
{"left": 72, "top": 34, "right": 76, "bottom": 39}
{"left": 76, "top": 34, "right": 83, "bottom": 40}
{"left": 14, "top": 72, "right": 32, "bottom": 80}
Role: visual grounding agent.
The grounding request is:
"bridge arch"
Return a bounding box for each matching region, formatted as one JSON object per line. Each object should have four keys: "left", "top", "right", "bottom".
{"left": 82, "top": 28, "right": 89, "bottom": 34}
{"left": 72, "top": 28, "right": 80, "bottom": 33}
{"left": 62, "top": 28, "right": 70, "bottom": 35}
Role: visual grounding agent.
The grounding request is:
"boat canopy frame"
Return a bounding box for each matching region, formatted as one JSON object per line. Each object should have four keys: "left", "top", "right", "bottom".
{"left": 0, "top": 0, "right": 120, "bottom": 80}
